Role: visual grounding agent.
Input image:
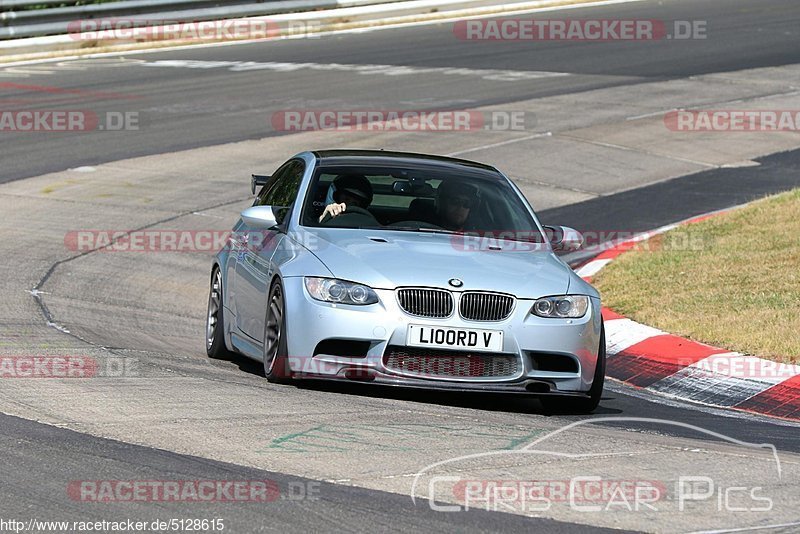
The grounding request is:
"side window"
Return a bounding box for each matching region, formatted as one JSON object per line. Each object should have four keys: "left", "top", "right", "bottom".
{"left": 255, "top": 160, "right": 305, "bottom": 225}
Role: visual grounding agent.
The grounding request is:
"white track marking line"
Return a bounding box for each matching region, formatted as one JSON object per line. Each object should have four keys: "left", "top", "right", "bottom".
{"left": 626, "top": 108, "right": 678, "bottom": 121}
{"left": 138, "top": 59, "right": 570, "bottom": 81}
{"left": 446, "top": 131, "right": 551, "bottom": 156}
{"left": 686, "top": 521, "right": 800, "bottom": 534}
{"left": 558, "top": 133, "right": 721, "bottom": 168}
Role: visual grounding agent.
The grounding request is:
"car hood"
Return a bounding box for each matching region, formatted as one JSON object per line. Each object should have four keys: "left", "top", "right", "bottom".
{"left": 299, "top": 228, "right": 571, "bottom": 298}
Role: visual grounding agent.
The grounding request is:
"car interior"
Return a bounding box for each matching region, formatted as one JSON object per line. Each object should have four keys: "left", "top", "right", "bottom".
{"left": 302, "top": 170, "right": 540, "bottom": 238}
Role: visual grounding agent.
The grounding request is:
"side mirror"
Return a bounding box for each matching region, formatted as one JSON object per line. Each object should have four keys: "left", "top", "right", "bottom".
{"left": 241, "top": 206, "right": 278, "bottom": 229}
{"left": 251, "top": 174, "right": 270, "bottom": 195}
{"left": 543, "top": 225, "right": 583, "bottom": 252}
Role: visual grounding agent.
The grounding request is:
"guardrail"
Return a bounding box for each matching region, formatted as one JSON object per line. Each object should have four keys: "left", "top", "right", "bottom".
{"left": 0, "top": 0, "right": 405, "bottom": 39}
{"left": 1, "top": 0, "right": 94, "bottom": 8}
{"left": 2, "top": 0, "right": 227, "bottom": 25}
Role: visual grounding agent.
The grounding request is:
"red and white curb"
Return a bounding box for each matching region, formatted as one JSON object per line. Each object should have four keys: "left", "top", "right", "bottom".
{"left": 575, "top": 212, "right": 800, "bottom": 422}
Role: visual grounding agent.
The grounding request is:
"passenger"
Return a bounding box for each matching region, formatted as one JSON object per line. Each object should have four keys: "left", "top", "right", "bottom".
{"left": 434, "top": 180, "right": 479, "bottom": 231}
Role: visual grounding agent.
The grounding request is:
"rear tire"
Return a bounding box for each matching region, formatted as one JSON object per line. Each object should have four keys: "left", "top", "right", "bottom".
{"left": 541, "top": 322, "right": 606, "bottom": 414}
{"left": 206, "top": 267, "right": 234, "bottom": 360}
{"left": 263, "top": 278, "right": 291, "bottom": 383}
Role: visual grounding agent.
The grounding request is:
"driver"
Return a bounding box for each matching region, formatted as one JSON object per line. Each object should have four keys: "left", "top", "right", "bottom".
{"left": 318, "top": 174, "right": 374, "bottom": 223}
{"left": 434, "top": 180, "right": 479, "bottom": 231}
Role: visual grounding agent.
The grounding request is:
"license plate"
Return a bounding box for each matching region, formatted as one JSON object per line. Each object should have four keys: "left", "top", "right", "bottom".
{"left": 406, "top": 325, "right": 503, "bottom": 352}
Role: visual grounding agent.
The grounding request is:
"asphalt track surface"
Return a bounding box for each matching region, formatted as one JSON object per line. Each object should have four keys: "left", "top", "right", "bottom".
{"left": 542, "top": 148, "right": 800, "bottom": 236}
{"left": 3, "top": 0, "right": 800, "bottom": 532}
{"left": 1, "top": 413, "right": 620, "bottom": 533}
{"left": 2, "top": 0, "right": 800, "bottom": 181}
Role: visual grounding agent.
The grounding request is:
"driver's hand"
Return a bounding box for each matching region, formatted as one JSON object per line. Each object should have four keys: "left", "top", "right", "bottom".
{"left": 319, "top": 202, "right": 347, "bottom": 222}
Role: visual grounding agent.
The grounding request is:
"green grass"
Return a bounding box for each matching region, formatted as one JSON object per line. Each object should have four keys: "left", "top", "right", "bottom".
{"left": 593, "top": 188, "right": 800, "bottom": 363}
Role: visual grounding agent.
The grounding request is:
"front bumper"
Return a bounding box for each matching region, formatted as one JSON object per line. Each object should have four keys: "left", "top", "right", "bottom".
{"left": 281, "top": 277, "right": 603, "bottom": 394}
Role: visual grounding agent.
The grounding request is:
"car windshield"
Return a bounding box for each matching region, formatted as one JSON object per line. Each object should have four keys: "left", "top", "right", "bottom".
{"left": 300, "top": 164, "right": 545, "bottom": 242}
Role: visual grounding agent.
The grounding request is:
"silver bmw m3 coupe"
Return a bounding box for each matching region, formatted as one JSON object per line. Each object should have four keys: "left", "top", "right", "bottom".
{"left": 206, "top": 150, "right": 605, "bottom": 412}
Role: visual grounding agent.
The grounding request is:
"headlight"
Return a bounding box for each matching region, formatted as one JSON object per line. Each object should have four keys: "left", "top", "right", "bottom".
{"left": 531, "top": 295, "right": 589, "bottom": 318}
{"left": 304, "top": 277, "right": 379, "bottom": 305}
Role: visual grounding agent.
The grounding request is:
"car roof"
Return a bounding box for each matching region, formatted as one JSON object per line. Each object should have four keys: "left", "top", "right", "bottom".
{"left": 312, "top": 149, "right": 500, "bottom": 173}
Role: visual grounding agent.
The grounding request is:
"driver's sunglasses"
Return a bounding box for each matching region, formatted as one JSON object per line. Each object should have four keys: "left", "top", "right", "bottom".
{"left": 446, "top": 196, "right": 473, "bottom": 209}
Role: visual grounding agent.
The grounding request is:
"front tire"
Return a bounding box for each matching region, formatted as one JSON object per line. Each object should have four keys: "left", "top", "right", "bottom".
{"left": 206, "top": 267, "right": 233, "bottom": 360}
{"left": 263, "top": 278, "right": 291, "bottom": 382}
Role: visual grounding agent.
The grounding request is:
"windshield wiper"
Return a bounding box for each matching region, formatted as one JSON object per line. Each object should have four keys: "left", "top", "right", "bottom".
{"left": 361, "top": 225, "right": 461, "bottom": 235}
{"left": 413, "top": 227, "right": 462, "bottom": 235}
{"left": 359, "top": 226, "right": 545, "bottom": 242}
